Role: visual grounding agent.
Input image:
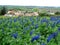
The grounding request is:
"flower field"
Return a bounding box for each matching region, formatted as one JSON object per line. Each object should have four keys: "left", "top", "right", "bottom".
{"left": 0, "top": 16, "right": 60, "bottom": 45}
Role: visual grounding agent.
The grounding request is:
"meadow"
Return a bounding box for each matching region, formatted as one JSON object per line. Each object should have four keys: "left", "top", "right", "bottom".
{"left": 0, "top": 16, "right": 60, "bottom": 45}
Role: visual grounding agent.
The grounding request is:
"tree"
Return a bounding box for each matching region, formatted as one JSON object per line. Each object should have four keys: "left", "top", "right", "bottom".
{"left": 32, "top": 8, "right": 39, "bottom": 12}
{"left": 55, "top": 11, "right": 60, "bottom": 15}
{"left": 0, "top": 6, "right": 7, "bottom": 15}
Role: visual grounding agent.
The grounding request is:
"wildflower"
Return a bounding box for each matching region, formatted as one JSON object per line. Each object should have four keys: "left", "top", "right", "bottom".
{"left": 41, "top": 43, "right": 46, "bottom": 45}
{"left": 58, "top": 27, "right": 60, "bottom": 31}
{"left": 51, "top": 22, "right": 56, "bottom": 28}
{"left": 30, "top": 31, "right": 33, "bottom": 36}
{"left": 24, "top": 26, "right": 30, "bottom": 31}
{"left": 30, "top": 29, "right": 35, "bottom": 35}
{"left": 11, "top": 32, "right": 18, "bottom": 39}
{"left": 50, "top": 17, "right": 57, "bottom": 21}
{"left": 35, "top": 24, "right": 38, "bottom": 29}
{"left": 30, "top": 17, "right": 33, "bottom": 21}
{"left": 31, "top": 34, "right": 40, "bottom": 42}
{"left": 41, "top": 18, "right": 48, "bottom": 23}
{"left": 31, "top": 21, "right": 34, "bottom": 25}
{"left": 14, "top": 18, "right": 17, "bottom": 22}
{"left": 47, "top": 32, "right": 58, "bottom": 43}
{"left": 56, "top": 20, "right": 60, "bottom": 24}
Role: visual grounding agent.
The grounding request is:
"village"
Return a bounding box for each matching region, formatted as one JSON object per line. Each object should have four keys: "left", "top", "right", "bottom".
{"left": 4, "top": 8, "right": 58, "bottom": 17}
{"left": 0, "top": 6, "right": 60, "bottom": 17}
{"left": 4, "top": 9, "right": 39, "bottom": 17}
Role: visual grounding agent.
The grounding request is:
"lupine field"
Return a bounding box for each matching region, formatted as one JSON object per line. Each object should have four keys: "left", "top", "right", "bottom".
{"left": 0, "top": 16, "right": 60, "bottom": 45}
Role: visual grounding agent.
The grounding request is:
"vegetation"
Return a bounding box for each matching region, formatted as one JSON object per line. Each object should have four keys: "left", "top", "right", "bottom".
{"left": 0, "top": 16, "right": 60, "bottom": 45}
{"left": 55, "top": 11, "right": 60, "bottom": 15}
{"left": 0, "top": 6, "right": 7, "bottom": 15}
{"left": 39, "top": 12, "right": 51, "bottom": 16}
{"left": 0, "top": 5, "right": 60, "bottom": 45}
{"left": 32, "top": 8, "right": 39, "bottom": 12}
{"left": 0, "top": 5, "right": 60, "bottom": 16}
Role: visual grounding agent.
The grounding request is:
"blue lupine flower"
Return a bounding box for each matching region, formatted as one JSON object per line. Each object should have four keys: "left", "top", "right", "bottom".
{"left": 53, "top": 32, "right": 58, "bottom": 37}
{"left": 30, "top": 31, "right": 33, "bottom": 36}
{"left": 31, "top": 34, "right": 40, "bottom": 42}
{"left": 30, "top": 17, "right": 33, "bottom": 21}
{"left": 51, "top": 22, "right": 56, "bottom": 28}
{"left": 41, "top": 18, "right": 48, "bottom": 24}
{"left": 35, "top": 24, "right": 38, "bottom": 29}
{"left": 50, "top": 17, "right": 57, "bottom": 21}
{"left": 41, "top": 43, "right": 46, "bottom": 45}
{"left": 30, "top": 29, "right": 35, "bottom": 35}
{"left": 56, "top": 16, "right": 60, "bottom": 18}
{"left": 47, "top": 32, "right": 58, "bottom": 43}
{"left": 58, "top": 27, "right": 60, "bottom": 31}
{"left": 14, "top": 18, "right": 17, "bottom": 22}
{"left": 56, "top": 20, "right": 60, "bottom": 24}
{"left": 24, "top": 26, "right": 30, "bottom": 31}
{"left": 31, "top": 21, "right": 34, "bottom": 25}
{"left": 11, "top": 32, "right": 18, "bottom": 39}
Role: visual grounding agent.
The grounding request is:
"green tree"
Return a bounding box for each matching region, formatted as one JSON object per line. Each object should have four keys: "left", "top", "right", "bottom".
{"left": 32, "top": 8, "right": 39, "bottom": 12}
{"left": 0, "top": 6, "right": 7, "bottom": 15}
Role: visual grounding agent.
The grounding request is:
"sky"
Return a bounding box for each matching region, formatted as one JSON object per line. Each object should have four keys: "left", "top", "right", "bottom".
{"left": 0, "top": 0, "right": 60, "bottom": 7}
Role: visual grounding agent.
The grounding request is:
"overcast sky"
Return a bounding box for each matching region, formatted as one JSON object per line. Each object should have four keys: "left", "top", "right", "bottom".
{"left": 0, "top": 0, "right": 60, "bottom": 7}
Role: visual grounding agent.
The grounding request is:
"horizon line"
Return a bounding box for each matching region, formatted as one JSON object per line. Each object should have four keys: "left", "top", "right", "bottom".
{"left": 0, "top": 5, "right": 60, "bottom": 7}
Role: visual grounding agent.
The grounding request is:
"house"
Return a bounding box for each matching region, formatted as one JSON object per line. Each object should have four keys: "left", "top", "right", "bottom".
{"left": 33, "top": 12, "right": 39, "bottom": 16}
{"left": 7, "top": 9, "right": 15, "bottom": 15}
{"left": 15, "top": 10, "right": 24, "bottom": 16}
{"left": 24, "top": 12, "right": 39, "bottom": 16}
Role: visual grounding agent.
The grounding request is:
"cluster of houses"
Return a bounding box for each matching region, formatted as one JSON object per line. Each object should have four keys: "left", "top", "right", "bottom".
{"left": 4, "top": 9, "right": 39, "bottom": 17}
{"left": 4, "top": 9, "right": 57, "bottom": 17}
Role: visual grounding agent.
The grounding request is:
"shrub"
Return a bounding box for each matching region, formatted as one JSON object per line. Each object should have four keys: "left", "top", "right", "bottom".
{"left": 32, "top": 8, "right": 39, "bottom": 12}
{"left": 55, "top": 11, "right": 60, "bottom": 15}
{"left": 39, "top": 12, "right": 50, "bottom": 16}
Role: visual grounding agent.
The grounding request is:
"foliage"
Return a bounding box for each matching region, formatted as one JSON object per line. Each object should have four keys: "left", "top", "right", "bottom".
{"left": 55, "top": 11, "right": 60, "bottom": 15}
{"left": 39, "top": 13, "right": 50, "bottom": 16}
{"left": 32, "top": 8, "right": 39, "bottom": 12}
{"left": 0, "top": 6, "right": 7, "bottom": 15}
{"left": 0, "top": 16, "right": 60, "bottom": 45}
